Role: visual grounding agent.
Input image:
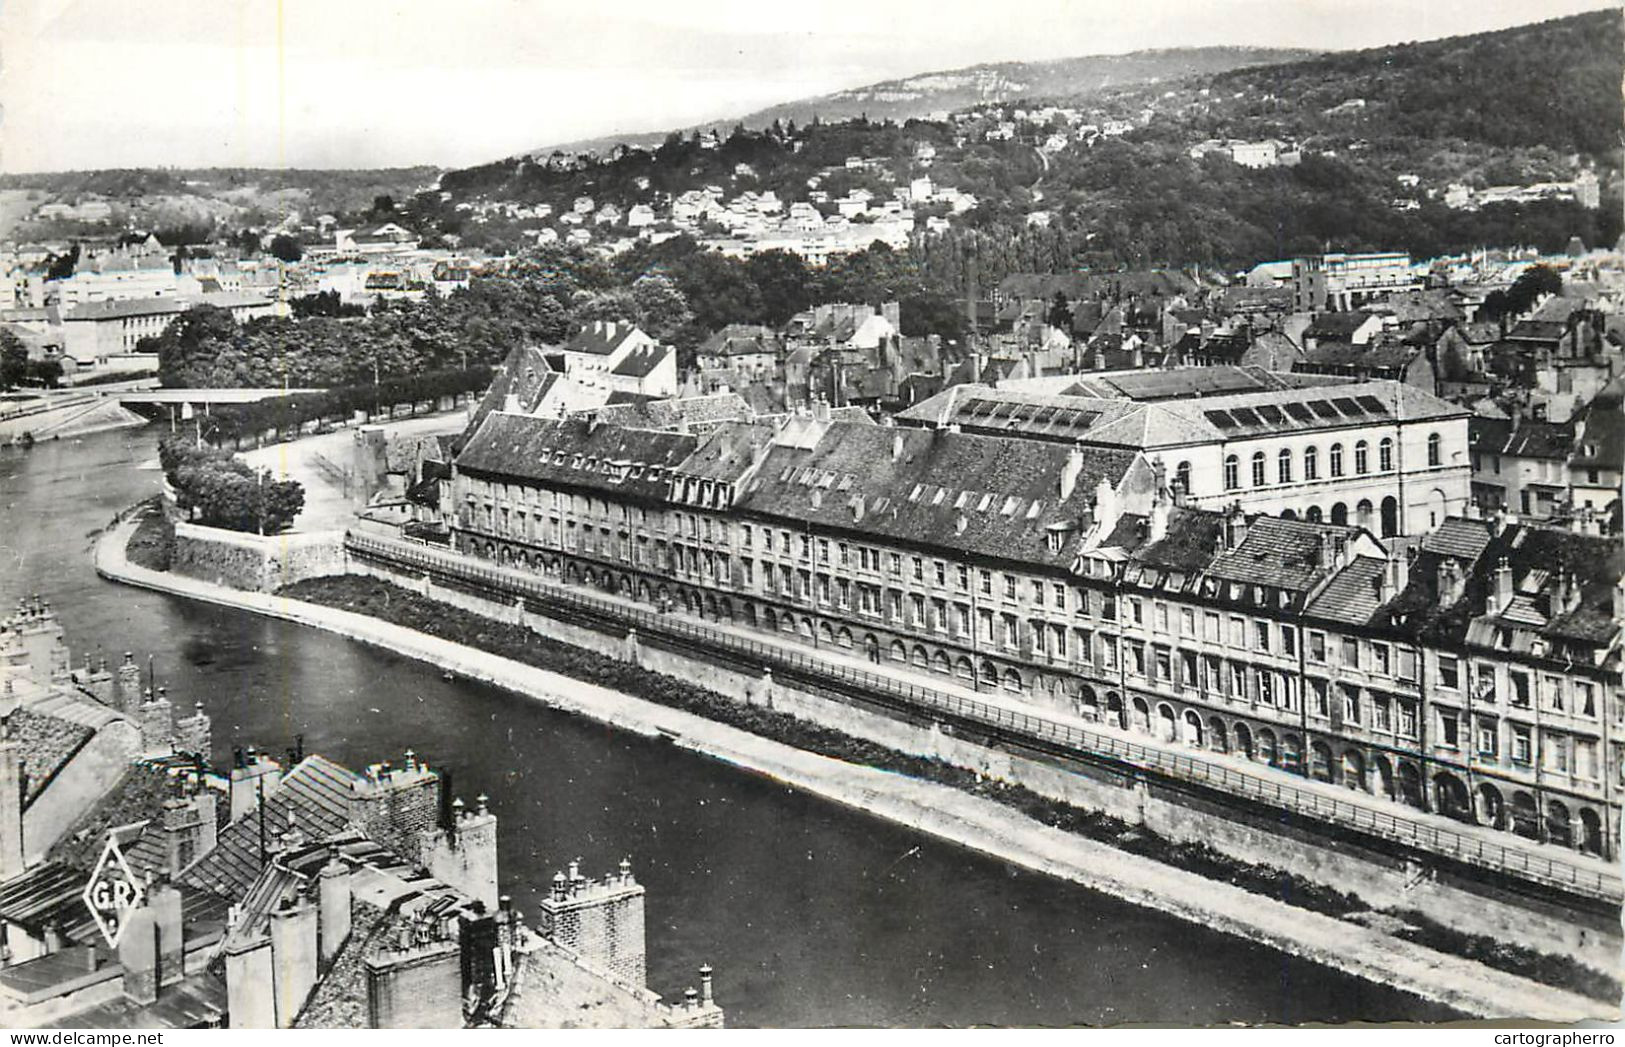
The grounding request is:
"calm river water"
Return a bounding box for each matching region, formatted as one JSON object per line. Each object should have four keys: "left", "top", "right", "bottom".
{"left": 0, "top": 427, "right": 1454, "bottom": 1026}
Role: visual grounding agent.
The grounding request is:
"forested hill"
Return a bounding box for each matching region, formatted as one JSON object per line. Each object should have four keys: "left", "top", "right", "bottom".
{"left": 1081, "top": 9, "right": 1623, "bottom": 158}
{"left": 534, "top": 46, "right": 1315, "bottom": 157}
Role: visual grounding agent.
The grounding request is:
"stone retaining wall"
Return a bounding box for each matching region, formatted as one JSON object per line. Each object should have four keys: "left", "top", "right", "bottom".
{"left": 359, "top": 560, "right": 1622, "bottom": 975}
{"left": 172, "top": 523, "right": 346, "bottom": 592}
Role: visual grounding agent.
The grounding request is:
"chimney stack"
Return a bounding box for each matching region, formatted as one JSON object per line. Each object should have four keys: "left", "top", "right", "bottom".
{"left": 1059, "top": 446, "right": 1086, "bottom": 501}
{"left": 1493, "top": 557, "right": 1514, "bottom": 614}
{"left": 1223, "top": 502, "right": 1248, "bottom": 552}
{"left": 0, "top": 737, "right": 23, "bottom": 883}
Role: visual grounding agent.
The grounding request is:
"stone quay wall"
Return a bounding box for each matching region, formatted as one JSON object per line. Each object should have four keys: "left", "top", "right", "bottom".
{"left": 171, "top": 523, "right": 346, "bottom": 593}
{"left": 354, "top": 554, "right": 1622, "bottom": 977}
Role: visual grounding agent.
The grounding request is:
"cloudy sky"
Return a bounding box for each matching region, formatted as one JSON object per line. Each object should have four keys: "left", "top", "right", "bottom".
{"left": 0, "top": 0, "right": 1613, "bottom": 172}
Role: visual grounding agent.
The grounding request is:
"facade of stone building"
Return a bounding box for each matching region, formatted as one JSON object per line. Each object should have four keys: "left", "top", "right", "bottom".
{"left": 442, "top": 409, "right": 1624, "bottom": 861}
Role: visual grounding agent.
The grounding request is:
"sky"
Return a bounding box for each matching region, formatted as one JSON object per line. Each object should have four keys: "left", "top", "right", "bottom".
{"left": 0, "top": 0, "right": 1615, "bottom": 173}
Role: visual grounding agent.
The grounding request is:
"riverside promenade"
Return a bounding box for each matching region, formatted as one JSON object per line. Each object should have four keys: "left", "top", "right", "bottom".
{"left": 93, "top": 516, "right": 1616, "bottom": 1022}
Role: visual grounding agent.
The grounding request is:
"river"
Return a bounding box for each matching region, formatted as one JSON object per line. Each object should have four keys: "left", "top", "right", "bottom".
{"left": 0, "top": 427, "right": 1455, "bottom": 1026}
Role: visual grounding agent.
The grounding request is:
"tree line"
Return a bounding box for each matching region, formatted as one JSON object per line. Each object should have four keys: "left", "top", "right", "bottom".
{"left": 191, "top": 367, "right": 493, "bottom": 448}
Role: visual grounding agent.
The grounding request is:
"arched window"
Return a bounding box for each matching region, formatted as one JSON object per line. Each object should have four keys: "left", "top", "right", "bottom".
{"left": 1175, "top": 460, "right": 1192, "bottom": 494}
{"left": 1329, "top": 443, "right": 1344, "bottom": 477}
{"left": 1303, "top": 446, "right": 1318, "bottom": 480}
{"left": 1378, "top": 437, "right": 1393, "bottom": 472}
{"left": 1277, "top": 448, "right": 1293, "bottom": 484}
{"left": 1427, "top": 432, "right": 1442, "bottom": 467}
{"left": 1354, "top": 440, "right": 1369, "bottom": 475}
{"left": 1357, "top": 499, "right": 1374, "bottom": 529}
{"left": 1250, "top": 451, "right": 1266, "bottom": 487}
{"left": 1223, "top": 455, "right": 1239, "bottom": 491}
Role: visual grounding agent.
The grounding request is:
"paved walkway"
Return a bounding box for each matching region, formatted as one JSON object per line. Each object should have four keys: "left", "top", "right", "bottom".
{"left": 357, "top": 532, "right": 1621, "bottom": 901}
{"left": 93, "top": 517, "right": 1619, "bottom": 1022}
{"left": 240, "top": 412, "right": 465, "bottom": 532}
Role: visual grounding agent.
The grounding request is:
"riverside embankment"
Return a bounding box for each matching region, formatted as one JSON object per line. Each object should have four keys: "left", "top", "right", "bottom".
{"left": 92, "top": 514, "right": 1616, "bottom": 1022}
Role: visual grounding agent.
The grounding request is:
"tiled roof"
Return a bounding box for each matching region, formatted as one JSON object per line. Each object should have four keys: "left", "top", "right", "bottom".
{"left": 1207, "top": 516, "right": 1364, "bottom": 592}
{"left": 736, "top": 423, "right": 1139, "bottom": 569}
{"left": 582, "top": 392, "right": 752, "bottom": 432}
{"left": 1420, "top": 516, "right": 1491, "bottom": 561}
{"left": 1305, "top": 555, "right": 1389, "bottom": 624}
{"left": 180, "top": 755, "right": 358, "bottom": 900}
{"left": 6, "top": 708, "right": 94, "bottom": 804}
{"left": 456, "top": 413, "right": 697, "bottom": 502}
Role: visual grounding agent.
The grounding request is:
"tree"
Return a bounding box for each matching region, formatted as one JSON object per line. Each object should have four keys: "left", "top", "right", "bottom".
{"left": 745, "top": 250, "right": 813, "bottom": 327}
{"left": 268, "top": 234, "right": 303, "bottom": 263}
{"left": 0, "top": 329, "right": 28, "bottom": 390}
{"left": 630, "top": 274, "right": 692, "bottom": 341}
{"left": 45, "top": 245, "right": 79, "bottom": 281}
{"left": 1046, "top": 291, "right": 1072, "bottom": 330}
{"left": 371, "top": 194, "right": 397, "bottom": 216}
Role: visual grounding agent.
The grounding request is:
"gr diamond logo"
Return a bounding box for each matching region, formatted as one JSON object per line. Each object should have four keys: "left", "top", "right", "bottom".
{"left": 82, "top": 831, "right": 145, "bottom": 947}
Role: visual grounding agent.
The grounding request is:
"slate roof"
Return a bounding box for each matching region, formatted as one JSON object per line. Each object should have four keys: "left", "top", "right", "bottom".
{"left": 456, "top": 345, "right": 557, "bottom": 449}
{"left": 735, "top": 423, "right": 1140, "bottom": 569}
{"left": 609, "top": 345, "right": 670, "bottom": 379}
{"left": 1133, "top": 509, "right": 1224, "bottom": 573}
{"left": 1387, "top": 520, "right": 1622, "bottom": 651}
{"left": 1572, "top": 377, "right": 1624, "bottom": 469}
{"left": 563, "top": 321, "right": 642, "bottom": 356}
{"left": 456, "top": 413, "right": 697, "bottom": 502}
{"left": 678, "top": 422, "right": 776, "bottom": 481}
{"left": 1304, "top": 312, "right": 1375, "bottom": 339}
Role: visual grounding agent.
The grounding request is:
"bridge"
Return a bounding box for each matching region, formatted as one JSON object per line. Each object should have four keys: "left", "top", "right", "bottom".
{"left": 114, "top": 388, "right": 321, "bottom": 407}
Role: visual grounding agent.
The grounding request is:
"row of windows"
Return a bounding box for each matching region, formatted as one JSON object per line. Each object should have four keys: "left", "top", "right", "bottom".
{"left": 467, "top": 478, "right": 1612, "bottom": 726}
{"left": 1221, "top": 434, "right": 1443, "bottom": 491}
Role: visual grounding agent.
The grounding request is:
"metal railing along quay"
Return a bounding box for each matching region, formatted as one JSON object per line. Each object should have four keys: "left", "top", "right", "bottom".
{"left": 344, "top": 530, "right": 1623, "bottom": 903}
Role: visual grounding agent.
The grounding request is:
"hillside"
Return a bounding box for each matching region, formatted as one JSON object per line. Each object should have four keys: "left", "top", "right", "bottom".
{"left": 1059, "top": 10, "right": 1623, "bottom": 178}
{"left": 0, "top": 167, "right": 439, "bottom": 243}
{"left": 536, "top": 46, "right": 1315, "bottom": 156}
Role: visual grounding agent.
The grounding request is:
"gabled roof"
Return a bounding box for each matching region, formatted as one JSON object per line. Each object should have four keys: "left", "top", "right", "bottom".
{"left": 180, "top": 755, "right": 358, "bottom": 900}
{"left": 563, "top": 321, "right": 644, "bottom": 356}
{"left": 609, "top": 344, "right": 671, "bottom": 379}
{"left": 1207, "top": 515, "right": 1365, "bottom": 593}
